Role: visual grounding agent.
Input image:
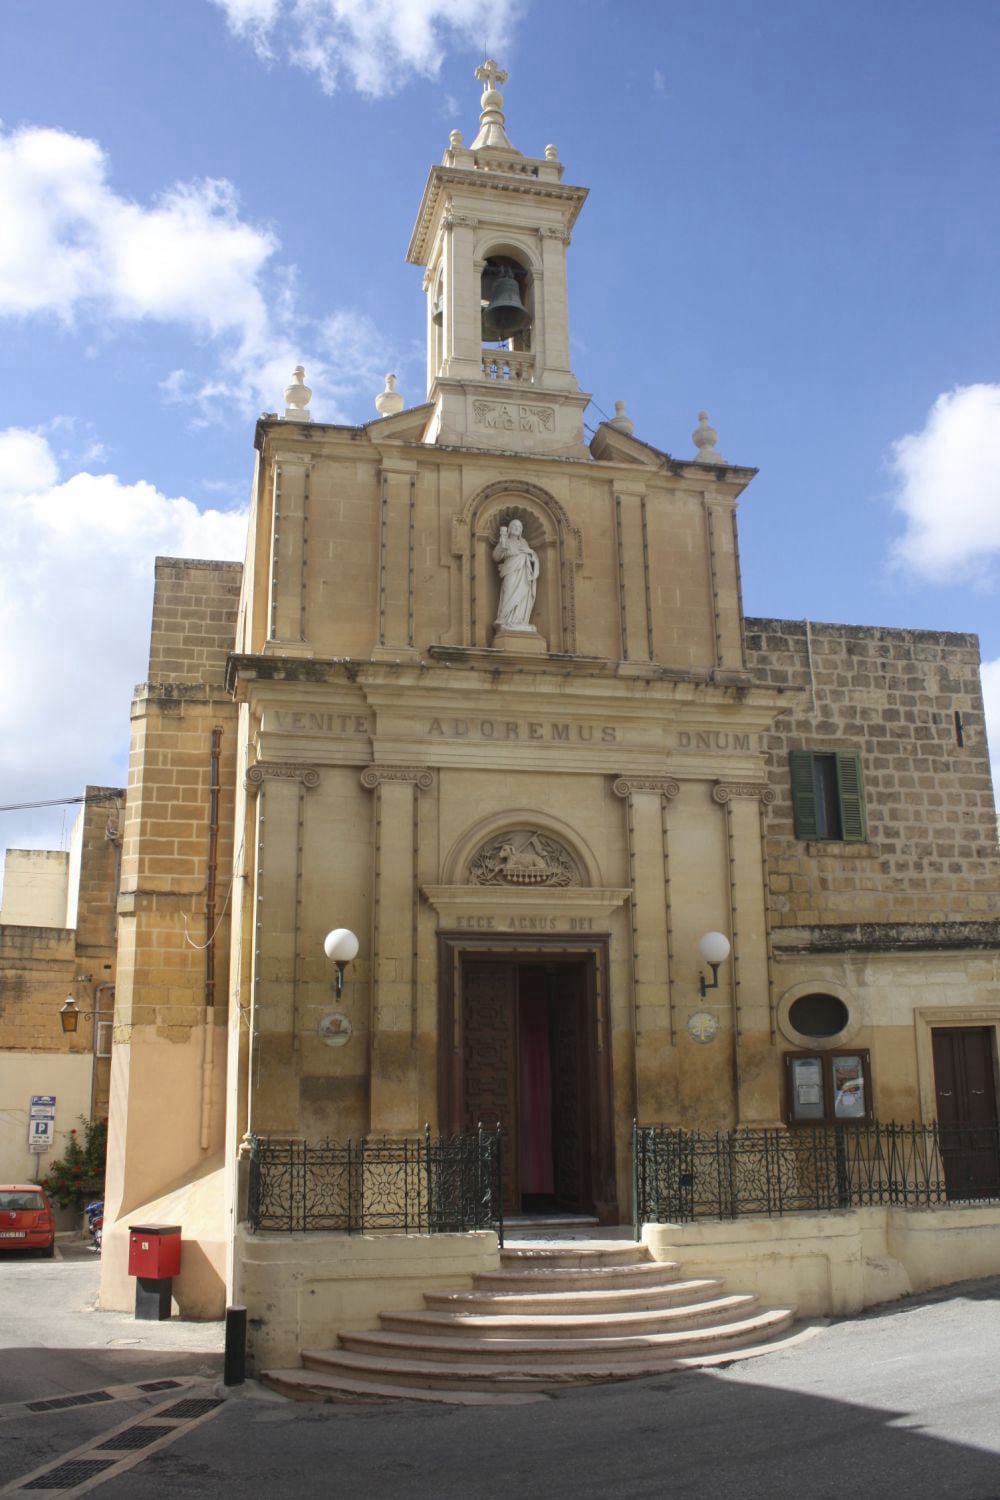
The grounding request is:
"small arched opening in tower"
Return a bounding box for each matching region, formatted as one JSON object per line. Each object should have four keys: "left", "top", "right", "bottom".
{"left": 481, "top": 255, "right": 533, "bottom": 350}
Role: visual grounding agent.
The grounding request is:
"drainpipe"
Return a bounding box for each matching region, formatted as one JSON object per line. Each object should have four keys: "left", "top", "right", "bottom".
{"left": 200, "top": 730, "right": 223, "bottom": 1151}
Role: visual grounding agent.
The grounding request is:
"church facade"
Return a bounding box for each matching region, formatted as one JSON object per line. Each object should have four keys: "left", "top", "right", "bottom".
{"left": 99, "top": 65, "right": 999, "bottom": 1321}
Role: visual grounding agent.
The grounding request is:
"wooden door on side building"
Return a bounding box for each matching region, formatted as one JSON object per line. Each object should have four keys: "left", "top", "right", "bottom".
{"left": 931, "top": 1026, "right": 1000, "bottom": 1199}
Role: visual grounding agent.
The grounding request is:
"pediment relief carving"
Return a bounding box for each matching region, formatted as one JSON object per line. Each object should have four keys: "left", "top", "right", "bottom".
{"left": 467, "top": 829, "right": 584, "bottom": 888}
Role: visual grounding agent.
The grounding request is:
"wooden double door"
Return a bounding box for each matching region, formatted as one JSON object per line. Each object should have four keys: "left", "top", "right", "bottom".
{"left": 440, "top": 946, "right": 617, "bottom": 1221}
{"left": 931, "top": 1026, "right": 1000, "bottom": 1199}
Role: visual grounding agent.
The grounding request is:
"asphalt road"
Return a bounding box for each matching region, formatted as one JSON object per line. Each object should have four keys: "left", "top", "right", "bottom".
{"left": 2, "top": 1245, "right": 999, "bottom": 1499}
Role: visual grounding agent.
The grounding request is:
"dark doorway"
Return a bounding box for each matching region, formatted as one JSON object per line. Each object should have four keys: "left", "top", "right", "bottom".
{"left": 439, "top": 938, "right": 617, "bottom": 1222}
{"left": 931, "top": 1026, "right": 1000, "bottom": 1199}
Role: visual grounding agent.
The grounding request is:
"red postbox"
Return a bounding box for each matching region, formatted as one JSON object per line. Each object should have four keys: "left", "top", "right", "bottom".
{"left": 128, "top": 1224, "right": 182, "bottom": 1278}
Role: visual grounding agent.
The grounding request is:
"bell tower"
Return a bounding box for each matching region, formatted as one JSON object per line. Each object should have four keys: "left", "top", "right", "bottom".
{"left": 407, "top": 62, "right": 591, "bottom": 457}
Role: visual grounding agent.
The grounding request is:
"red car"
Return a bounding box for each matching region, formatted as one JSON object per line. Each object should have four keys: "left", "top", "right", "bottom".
{"left": 0, "top": 1184, "right": 56, "bottom": 1257}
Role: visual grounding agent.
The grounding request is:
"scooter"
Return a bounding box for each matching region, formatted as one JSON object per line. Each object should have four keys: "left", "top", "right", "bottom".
{"left": 84, "top": 1199, "right": 103, "bottom": 1253}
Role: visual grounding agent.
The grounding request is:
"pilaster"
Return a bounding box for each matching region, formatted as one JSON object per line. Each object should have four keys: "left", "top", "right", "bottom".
{"left": 246, "top": 763, "right": 319, "bottom": 1133}
{"left": 713, "top": 781, "right": 781, "bottom": 1125}
{"left": 613, "top": 776, "right": 680, "bottom": 1122}
{"left": 264, "top": 452, "right": 312, "bottom": 657}
{"left": 361, "top": 765, "right": 435, "bottom": 1133}
{"left": 372, "top": 459, "right": 420, "bottom": 661}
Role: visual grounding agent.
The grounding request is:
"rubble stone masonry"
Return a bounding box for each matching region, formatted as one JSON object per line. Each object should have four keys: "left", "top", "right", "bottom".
{"left": 744, "top": 618, "right": 1000, "bottom": 929}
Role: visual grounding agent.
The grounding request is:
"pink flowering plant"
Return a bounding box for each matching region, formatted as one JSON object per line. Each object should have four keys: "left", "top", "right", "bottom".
{"left": 39, "top": 1118, "right": 107, "bottom": 1210}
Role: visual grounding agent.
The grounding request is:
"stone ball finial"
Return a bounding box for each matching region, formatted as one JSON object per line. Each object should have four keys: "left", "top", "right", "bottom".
{"left": 608, "top": 400, "right": 635, "bottom": 436}
{"left": 449, "top": 129, "right": 463, "bottom": 149}
{"left": 545, "top": 144, "right": 558, "bottom": 161}
{"left": 375, "top": 373, "right": 405, "bottom": 418}
{"left": 693, "top": 409, "right": 725, "bottom": 464}
{"left": 283, "top": 365, "right": 312, "bottom": 423}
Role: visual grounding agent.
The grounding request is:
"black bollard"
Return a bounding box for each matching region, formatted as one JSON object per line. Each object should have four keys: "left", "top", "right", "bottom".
{"left": 224, "top": 1304, "right": 247, "bottom": 1386}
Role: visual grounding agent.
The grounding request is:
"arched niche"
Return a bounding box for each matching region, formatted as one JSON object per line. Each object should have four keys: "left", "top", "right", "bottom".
{"left": 478, "top": 239, "right": 537, "bottom": 353}
{"left": 452, "top": 480, "right": 582, "bottom": 651}
{"left": 441, "top": 808, "right": 602, "bottom": 888}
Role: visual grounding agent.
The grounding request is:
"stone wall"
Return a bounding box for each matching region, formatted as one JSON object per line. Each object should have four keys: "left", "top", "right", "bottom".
{"left": 744, "top": 619, "right": 1000, "bottom": 928}
{"left": 102, "top": 558, "right": 241, "bottom": 1315}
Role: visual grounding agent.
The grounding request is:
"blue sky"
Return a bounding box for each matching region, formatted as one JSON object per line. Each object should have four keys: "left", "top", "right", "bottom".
{"left": 1, "top": 0, "right": 998, "bottom": 868}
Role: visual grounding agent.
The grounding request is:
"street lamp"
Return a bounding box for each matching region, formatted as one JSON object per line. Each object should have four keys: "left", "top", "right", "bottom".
{"left": 323, "top": 928, "right": 359, "bottom": 997}
{"left": 697, "top": 931, "right": 731, "bottom": 997}
{"left": 59, "top": 996, "right": 85, "bottom": 1034}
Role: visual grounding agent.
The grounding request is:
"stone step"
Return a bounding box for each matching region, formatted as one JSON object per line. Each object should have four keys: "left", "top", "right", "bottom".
{"left": 499, "top": 1242, "right": 650, "bottom": 1269}
{"left": 265, "top": 1367, "right": 548, "bottom": 1406}
{"left": 424, "top": 1275, "right": 725, "bottom": 1317}
{"left": 504, "top": 1216, "right": 600, "bottom": 1233}
{"left": 302, "top": 1308, "right": 797, "bottom": 1389}
{"left": 473, "top": 1260, "right": 683, "bottom": 1293}
{"left": 379, "top": 1292, "right": 756, "bottom": 1341}
{"left": 342, "top": 1304, "right": 793, "bottom": 1363}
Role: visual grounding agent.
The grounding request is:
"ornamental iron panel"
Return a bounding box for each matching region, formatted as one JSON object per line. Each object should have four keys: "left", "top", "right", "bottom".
{"left": 247, "top": 1126, "right": 503, "bottom": 1245}
{"left": 634, "top": 1120, "right": 1000, "bottom": 1232}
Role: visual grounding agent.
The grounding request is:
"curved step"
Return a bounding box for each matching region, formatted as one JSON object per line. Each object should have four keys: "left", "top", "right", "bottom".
{"left": 343, "top": 1305, "right": 795, "bottom": 1363}
{"left": 306, "top": 1308, "right": 797, "bottom": 1388}
{"left": 424, "top": 1276, "right": 725, "bottom": 1317}
{"left": 265, "top": 1367, "right": 547, "bottom": 1406}
{"left": 381, "top": 1291, "right": 755, "bottom": 1341}
{"left": 500, "top": 1242, "right": 649, "bottom": 1269}
{"left": 473, "top": 1260, "right": 683, "bottom": 1293}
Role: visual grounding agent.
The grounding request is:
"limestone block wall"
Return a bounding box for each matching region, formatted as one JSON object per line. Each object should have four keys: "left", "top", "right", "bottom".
{"left": 744, "top": 619, "right": 999, "bottom": 927}
{"left": 244, "top": 426, "right": 748, "bottom": 677}
{"left": 0, "top": 925, "right": 80, "bottom": 1052}
{"left": 102, "top": 558, "right": 241, "bottom": 1312}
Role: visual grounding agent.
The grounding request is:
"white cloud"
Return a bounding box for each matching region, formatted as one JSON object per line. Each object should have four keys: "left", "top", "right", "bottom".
{"left": 981, "top": 658, "right": 1000, "bottom": 807}
{"left": 0, "top": 427, "right": 246, "bottom": 866}
{"left": 0, "top": 127, "right": 274, "bottom": 339}
{"left": 890, "top": 384, "right": 1000, "bottom": 583}
{"left": 211, "top": 0, "right": 518, "bottom": 97}
{"left": 0, "top": 124, "right": 407, "bottom": 422}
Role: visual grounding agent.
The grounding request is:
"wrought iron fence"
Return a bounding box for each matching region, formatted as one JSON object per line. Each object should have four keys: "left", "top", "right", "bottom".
{"left": 247, "top": 1126, "right": 503, "bottom": 1244}
{"left": 633, "top": 1120, "right": 1000, "bottom": 1231}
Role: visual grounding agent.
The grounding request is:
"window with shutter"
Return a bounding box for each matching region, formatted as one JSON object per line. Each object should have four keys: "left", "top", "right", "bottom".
{"left": 835, "top": 751, "right": 867, "bottom": 842}
{"left": 790, "top": 751, "right": 819, "bottom": 839}
{"left": 789, "top": 750, "right": 868, "bottom": 843}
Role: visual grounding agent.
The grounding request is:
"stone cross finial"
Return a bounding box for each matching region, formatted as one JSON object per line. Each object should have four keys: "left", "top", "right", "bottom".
{"left": 471, "top": 59, "right": 516, "bottom": 151}
{"left": 692, "top": 409, "right": 725, "bottom": 464}
{"left": 475, "top": 59, "right": 508, "bottom": 93}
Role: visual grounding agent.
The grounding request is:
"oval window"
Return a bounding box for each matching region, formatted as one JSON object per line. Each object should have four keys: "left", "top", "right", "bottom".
{"left": 788, "top": 993, "right": 849, "bottom": 1039}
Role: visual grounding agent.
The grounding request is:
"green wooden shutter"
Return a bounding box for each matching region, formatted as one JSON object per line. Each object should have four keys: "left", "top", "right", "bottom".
{"left": 789, "top": 751, "right": 819, "bottom": 839}
{"left": 836, "top": 752, "right": 867, "bottom": 842}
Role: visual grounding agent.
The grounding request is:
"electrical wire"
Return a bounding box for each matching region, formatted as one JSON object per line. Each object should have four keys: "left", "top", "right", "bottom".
{"left": 0, "top": 790, "right": 124, "bottom": 814}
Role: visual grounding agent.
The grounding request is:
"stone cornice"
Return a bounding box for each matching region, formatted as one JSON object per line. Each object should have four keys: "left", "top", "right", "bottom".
{"left": 406, "top": 165, "right": 588, "bottom": 266}
{"left": 772, "top": 920, "right": 1000, "bottom": 955}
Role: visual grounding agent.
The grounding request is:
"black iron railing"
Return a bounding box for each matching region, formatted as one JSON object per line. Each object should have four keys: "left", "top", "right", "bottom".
{"left": 247, "top": 1126, "right": 503, "bottom": 1244}
{"left": 633, "top": 1120, "right": 1000, "bottom": 1231}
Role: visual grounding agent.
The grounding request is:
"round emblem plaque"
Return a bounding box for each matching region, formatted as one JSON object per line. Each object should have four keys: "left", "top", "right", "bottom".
{"left": 318, "top": 1012, "right": 353, "bottom": 1047}
{"left": 686, "top": 1010, "right": 719, "bottom": 1045}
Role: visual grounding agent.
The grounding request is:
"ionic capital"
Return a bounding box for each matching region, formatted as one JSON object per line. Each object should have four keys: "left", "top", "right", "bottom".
{"left": 361, "top": 765, "right": 435, "bottom": 792}
{"left": 246, "top": 762, "right": 320, "bottom": 792}
{"left": 612, "top": 776, "right": 680, "bottom": 800}
{"left": 712, "top": 781, "right": 776, "bottom": 804}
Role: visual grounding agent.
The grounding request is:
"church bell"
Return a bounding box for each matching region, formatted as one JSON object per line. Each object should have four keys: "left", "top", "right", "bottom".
{"left": 481, "top": 267, "right": 530, "bottom": 341}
